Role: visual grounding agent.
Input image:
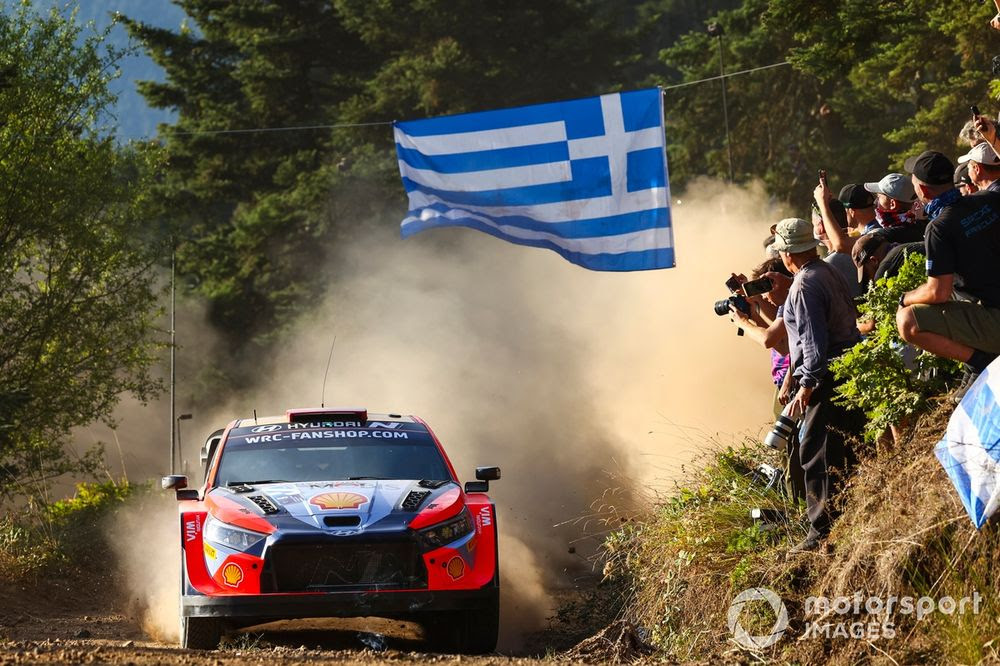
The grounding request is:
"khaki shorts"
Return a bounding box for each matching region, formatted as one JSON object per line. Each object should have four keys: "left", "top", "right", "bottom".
{"left": 911, "top": 301, "right": 1000, "bottom": 354}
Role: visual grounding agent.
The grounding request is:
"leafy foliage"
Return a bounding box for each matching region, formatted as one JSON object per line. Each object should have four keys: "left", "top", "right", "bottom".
{"left": 660, "top": 0, "right": 999, "bottom": 205}
{"left": 0, "top": 4, "right": 163, "bottom": 500}
{"left": 831, "top": 251, "right": 961, "bottom": 441}
{"left": 0, "top": 479, "right": 145, "bottom": 580}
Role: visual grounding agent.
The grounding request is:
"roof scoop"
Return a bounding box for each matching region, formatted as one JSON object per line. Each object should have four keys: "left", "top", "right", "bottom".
{"left": 286, "top": 408, "right": 367, "bottom": 423}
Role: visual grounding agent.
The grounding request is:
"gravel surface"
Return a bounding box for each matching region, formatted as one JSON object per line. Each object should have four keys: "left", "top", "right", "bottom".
{"left": 0, "top": 579, "right": 585, "bottom": 665}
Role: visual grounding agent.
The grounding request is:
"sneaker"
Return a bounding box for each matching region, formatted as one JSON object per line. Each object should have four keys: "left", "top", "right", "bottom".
{"left": 785, "top": 534, "right": 821, "bottom": 558}
{"left": 953, "top": 370, "right": 980, "bottom": 404}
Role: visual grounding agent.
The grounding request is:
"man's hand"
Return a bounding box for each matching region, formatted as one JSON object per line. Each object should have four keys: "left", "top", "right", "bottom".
{"left": 763, "top": 270, "right": 792, "bottom": 292}
{"left": 729, "top": 303, "right": 752, "bottom": 325}
{"left": 813, "top": 180, "right": 831, "bottom": 207}
{"left": 991, "top": 13, "right": 1000, "bottom": 31}
{"left": 788, "top": 385, "right": 814, "bottom": 419}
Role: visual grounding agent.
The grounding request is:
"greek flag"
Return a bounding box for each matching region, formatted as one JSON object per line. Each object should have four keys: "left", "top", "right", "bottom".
{"left": 393, "top": 88, "right": 673, "bottom": 271}
{"left": 935, "top": 357, "right": 1000, "bottom": 527}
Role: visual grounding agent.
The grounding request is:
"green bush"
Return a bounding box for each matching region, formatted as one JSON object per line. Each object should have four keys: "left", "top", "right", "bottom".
{"left": 831, "top": 250, "right": 961, "bottom": 441}
{"left": 46, "top": 480, "right": 136, "bottom": 525}
{"left": 0, "top": 479, "right": 147, "bottom": 580}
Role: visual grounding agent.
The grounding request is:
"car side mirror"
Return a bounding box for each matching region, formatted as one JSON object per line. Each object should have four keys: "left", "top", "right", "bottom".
{"left": 162, "top": 475, "right": 199, "bottom": 500}
{"left": 465, "top": 466, "right": 501, "bottom": 493}
{"left": 162, "top": 475, "right": 188, "bottom": 490}
{"left": 475, "top": 466, "right": 501, "bottom": 481}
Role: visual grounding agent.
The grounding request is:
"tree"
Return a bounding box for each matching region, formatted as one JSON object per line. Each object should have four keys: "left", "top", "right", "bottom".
{"left": 123, "top": 0, "right": 377, "bottom": 350}
{"left": 126, "top": 0, "right": 635, "bottom": 357}
{"left": 0, "top": 3, "right": 162, "bottom": 501}
{"left": 658, "top": 0, "right": 1000, "bottom": 205}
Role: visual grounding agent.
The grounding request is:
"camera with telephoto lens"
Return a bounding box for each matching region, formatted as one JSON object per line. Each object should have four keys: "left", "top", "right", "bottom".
{"left": 764, "top": 402, "right": 800, "bottom": 450}
{"left": 713, "top": 293, "right": 752, "bottom": 317}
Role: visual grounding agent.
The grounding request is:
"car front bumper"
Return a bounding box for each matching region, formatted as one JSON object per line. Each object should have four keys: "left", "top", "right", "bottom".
{"left": 182, "top": 587, "right": 497, "bottom": 619}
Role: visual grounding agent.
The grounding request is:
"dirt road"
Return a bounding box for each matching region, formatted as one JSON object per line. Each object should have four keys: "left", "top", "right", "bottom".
{"left": 0, "top": 577, "right": 585, "bottom": 665}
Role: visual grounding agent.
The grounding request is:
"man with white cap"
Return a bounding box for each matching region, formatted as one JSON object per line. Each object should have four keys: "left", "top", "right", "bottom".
{"left": 957, "top": 142, "right": 1000, "bottom": 193}
{"left": 864, "top": 173, "right": 917, "bottom": 230}
{"left": 772, "top": 218, "right": 863, "bottom": 555}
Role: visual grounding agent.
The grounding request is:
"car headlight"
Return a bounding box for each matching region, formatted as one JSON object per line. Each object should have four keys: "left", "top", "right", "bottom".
{"left": 204, "top": 516, "right": 267, "bottom": 552}
{"left": 418, "top": 507, "right": 474, "bottom": 548}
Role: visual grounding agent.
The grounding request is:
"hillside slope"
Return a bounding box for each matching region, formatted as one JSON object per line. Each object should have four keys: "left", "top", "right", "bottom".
{"left": 604, "top": 396, "right": 998, "bottom": 663}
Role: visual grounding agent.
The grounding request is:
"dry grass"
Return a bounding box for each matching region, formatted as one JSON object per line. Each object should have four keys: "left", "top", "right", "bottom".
{"left": 600, "top": 398, "right": 1000, "bottom": 664}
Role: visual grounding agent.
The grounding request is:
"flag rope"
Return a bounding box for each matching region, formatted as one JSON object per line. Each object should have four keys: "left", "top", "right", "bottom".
{"left": 10, "top": 62, "right": 792, "bottom": 141}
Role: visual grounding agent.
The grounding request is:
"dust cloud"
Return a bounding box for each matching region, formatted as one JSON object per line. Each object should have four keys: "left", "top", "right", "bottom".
{"left": 107, "top": 491, "right": 180, "bottom": 643}
{"left": 94, "top": 178, "right": 789, "bottom": 647}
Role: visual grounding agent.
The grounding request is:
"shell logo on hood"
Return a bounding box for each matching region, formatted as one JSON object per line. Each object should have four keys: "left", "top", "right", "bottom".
{"left": 310, "top": 491, "right": 369, "bottom": 510}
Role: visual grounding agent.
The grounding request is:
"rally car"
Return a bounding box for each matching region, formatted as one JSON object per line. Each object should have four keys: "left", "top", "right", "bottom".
{"left": 161, "top": 408, "right": 500, "bottom": 653}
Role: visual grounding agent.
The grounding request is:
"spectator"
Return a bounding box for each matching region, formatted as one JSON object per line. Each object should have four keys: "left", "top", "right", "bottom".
{"left": 957, "top": 142, "right": 1000, "bottom": 193}
{"left": 839, "top": 183, "right": 877, "bottom": 235}
{"left": 814, "top": 179, "right": 861, "bottom": 298}
{"left": 864, "top": 173, "right": 917, "bottom": 229}
{"left": 852, "top": 230, "right": 894, "bottom": 295}
{"left": 729, "top": 259, "right": 791, "bottom": 360}
{"left": 897, "top": 150, "right": 1000, "bottom": 401}
{"left": 771, "top": 217, "right": 863, "bottom": 554}
{"left": 727, "top": 260, "right": 805, "bottom": 503}
{"left": 954, "top": 163, "right": 978, "bottom": 196}
{"left": 958, "top": 119, "right": 985, "bottom": 149}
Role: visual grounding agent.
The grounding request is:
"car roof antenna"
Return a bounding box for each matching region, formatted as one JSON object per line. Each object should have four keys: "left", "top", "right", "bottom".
{"left": 253, "top": 409, "right": 258, "bottom": 425}
{"left": 321, "top": 335, "right": 336, "bottom": 408}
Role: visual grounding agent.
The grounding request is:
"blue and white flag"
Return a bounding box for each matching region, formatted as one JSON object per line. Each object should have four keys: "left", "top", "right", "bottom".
{"left": 393, "top": 88, "right": 673, "bottom": 271}
{"left": 935, "top": 357, "right": 1000, "bottom": 528}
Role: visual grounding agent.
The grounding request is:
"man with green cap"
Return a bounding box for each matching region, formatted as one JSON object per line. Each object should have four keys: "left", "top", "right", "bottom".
{"left": 772, "top": 217, "right": 863, "bottom": 555}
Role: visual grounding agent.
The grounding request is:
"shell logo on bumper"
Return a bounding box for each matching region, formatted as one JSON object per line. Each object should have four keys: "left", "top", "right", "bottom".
{"left": 310, "top": 491, "right": 368, "bottom": 510}
{"left": 222, "top": 563, "right": 244, "bottom": 588}
{"left": 446, "top": 556, "right": 465, "bottom": 580}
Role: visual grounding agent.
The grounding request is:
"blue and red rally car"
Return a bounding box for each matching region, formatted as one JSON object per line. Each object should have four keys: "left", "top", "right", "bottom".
{"left": 162, "top": 408, "right": 500, "bottom": 652}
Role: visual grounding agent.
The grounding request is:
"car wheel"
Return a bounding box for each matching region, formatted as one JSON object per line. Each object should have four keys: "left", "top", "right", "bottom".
{"left": 423, "top": 590, "right": 499, "bottom": 655}
{"left": 460, "top": 589, "right": 499, "bottom": 655}
{"left": 181, "top": 615, "right": 223, "bottom": 650}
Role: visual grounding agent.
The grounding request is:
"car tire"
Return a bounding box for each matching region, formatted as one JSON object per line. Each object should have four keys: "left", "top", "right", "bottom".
{"left": 181, "top": 615, "right": 223, "bottom": 650}
{"left": 461, "top": 588, "right": 499, "bottom": 655}
{"left": 423, "top": 589, "right": 499, "bottom": 655}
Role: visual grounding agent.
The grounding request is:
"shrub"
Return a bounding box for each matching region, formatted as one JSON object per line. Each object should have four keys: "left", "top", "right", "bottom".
{"left": 831, "top": 250, "right": 961, "bottom": 441}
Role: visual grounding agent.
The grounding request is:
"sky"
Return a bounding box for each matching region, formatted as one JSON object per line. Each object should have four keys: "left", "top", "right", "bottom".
{"left": 27, "top": 0, "right": 186, "bottom": 140}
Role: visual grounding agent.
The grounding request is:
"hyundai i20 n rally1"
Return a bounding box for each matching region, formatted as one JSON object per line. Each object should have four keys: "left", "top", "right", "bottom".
{"left": 161, "top": 408, "right": 501, "bottom": 653}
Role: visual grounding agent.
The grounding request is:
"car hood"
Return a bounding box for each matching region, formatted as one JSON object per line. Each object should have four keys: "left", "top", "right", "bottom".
{"left": 208, "top": 479, "right": 455, "bottom": 532}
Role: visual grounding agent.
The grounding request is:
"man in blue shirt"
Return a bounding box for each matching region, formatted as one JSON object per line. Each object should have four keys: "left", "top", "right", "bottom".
{"left": 773, "top": 218, "right": 864, "bottom": 555}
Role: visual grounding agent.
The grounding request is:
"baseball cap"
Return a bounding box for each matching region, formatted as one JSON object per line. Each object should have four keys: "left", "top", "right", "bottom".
{"left": 839, "top": 183, "right": 875, "bottom": 209}
{"left": 771, "top": 218, "right": 820, "bottom": 254}
{"left": 957, "top": 141, "right": 1000, "bottom": 166}
{"left": 904, "top": 150, "right": 954, "bottom": 185}
{"left": 864, "top": 173, "right": 916, "bottom": 202}
{"left": 954, "top": 163, "right": 972, "bottom": 187}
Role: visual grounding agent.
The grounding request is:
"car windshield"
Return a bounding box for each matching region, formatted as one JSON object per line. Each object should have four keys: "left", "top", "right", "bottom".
{"left": 214, "top": 421, "right": 453, "bottom": 486}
